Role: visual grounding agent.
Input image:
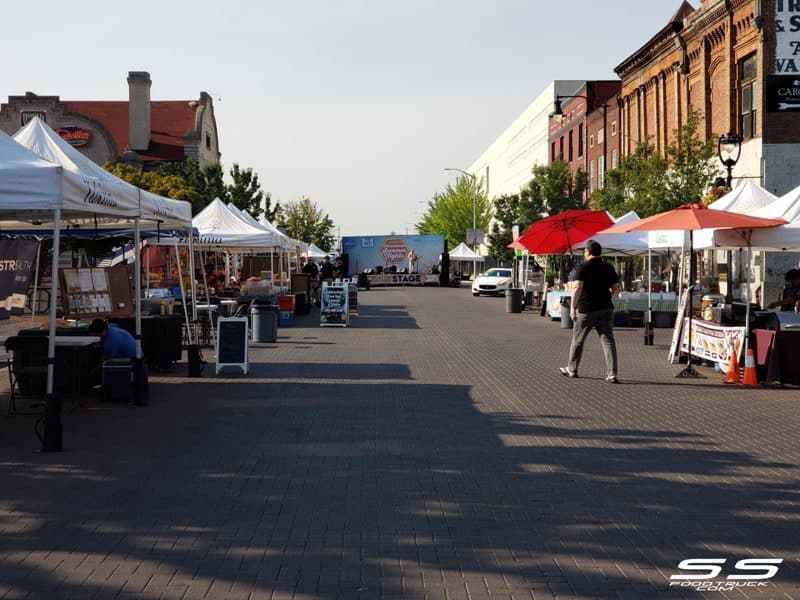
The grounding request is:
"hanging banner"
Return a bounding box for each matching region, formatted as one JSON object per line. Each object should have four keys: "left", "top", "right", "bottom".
{"left": 679, "top": 318, "right": 745, "bottom": 367}
{"left": 0, "top": 238, "right": 40, "bottom": 319}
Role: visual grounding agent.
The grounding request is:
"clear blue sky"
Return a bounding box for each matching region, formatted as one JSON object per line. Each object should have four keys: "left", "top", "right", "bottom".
{"left": 2, "top": 1, "right": 691, "bottom": 237}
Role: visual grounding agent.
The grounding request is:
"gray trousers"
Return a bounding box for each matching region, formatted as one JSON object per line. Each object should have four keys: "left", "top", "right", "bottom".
{"left": 567, "top": 309, "right": 618, "bottom": 377}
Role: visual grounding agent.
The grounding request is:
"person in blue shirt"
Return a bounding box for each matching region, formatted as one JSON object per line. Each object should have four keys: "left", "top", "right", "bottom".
{"left": 87, "top": 319, "right": 137, "bottom": 359}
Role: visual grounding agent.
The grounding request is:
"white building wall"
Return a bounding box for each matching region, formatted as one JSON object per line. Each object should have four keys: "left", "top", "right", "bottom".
{"left": 467, "top": 80, "right": 585, "bottom": 200}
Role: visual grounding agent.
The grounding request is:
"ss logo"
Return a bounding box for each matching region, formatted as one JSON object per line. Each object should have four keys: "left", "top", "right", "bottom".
{"left": 671, "top": 558, "right": 783, "bottom": 580}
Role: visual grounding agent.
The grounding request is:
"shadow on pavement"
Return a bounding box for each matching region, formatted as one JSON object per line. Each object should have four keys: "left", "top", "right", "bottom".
{"left": 0, "top": 378, "right": 798, "bottom": 598}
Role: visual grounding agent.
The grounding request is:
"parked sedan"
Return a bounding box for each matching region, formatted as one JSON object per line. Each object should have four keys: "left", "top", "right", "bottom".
{"left": 472, "top": 268, "right": 513, "bottom": 296}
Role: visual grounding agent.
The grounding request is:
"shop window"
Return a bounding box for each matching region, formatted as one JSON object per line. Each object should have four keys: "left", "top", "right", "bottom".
{"left": 739, "top": 54, "right": 757, "bottom": 139}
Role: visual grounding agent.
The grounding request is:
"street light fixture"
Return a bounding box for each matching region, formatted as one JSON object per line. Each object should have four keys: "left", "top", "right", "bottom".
{"left": 550, "top": 94, "right": 609, "bottom": 186}
{"left": 717, "top": 131, "right": 743, "bottom": 188}
{"left": 717, "top": 131, "right": 743, "bottom": 303}
{"left": 444, "top": 167, "right": 478, "bottom": 252}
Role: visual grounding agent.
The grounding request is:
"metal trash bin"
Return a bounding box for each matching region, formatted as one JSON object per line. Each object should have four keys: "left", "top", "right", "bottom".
{"left": 251, "top": 302, "right": 278, "bottom": 343}
{"left": 560, "top": 297, "right": 573, "bottom": 329}
{"left": 506, "top": 288, "right": 524, "bottom": 313}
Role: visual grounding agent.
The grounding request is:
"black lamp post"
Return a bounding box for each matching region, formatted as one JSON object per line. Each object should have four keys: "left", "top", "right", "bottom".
{"left": 551, "top": 95, "right": 609, "bottom": 186}
{"left": 717, "top": 131, "right": 743, "bottom": 188}
{"left": 717, "top": 132, "right": 743, "bottom": 302}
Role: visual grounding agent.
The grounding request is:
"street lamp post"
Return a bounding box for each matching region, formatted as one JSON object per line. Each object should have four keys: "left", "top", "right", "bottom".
{"left": 717, "top": 131, "right": 743, "bottom": 188}
{"left": 717, "top": 131, "right": 743, "bottom": 302}
{"left": 551, "top": 94, "right": 609, "bottom": 186}
{"left": 444, "top": 167, "right": 478, "bottom": 253}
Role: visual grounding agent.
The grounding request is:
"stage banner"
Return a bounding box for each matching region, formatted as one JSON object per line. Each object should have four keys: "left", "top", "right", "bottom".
{"left": 0, "top": 238, "right": 40, "bottom": 319}
{"left": 341, "top": 234, "right": 445, "bottom": 276}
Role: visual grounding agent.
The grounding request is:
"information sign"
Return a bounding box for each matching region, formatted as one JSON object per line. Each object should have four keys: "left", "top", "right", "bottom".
{"left": 320, "top": 282, "right": 349, "bottom": 327}
{"left": 216, "top": 317, "right": 249, "bottom": 374}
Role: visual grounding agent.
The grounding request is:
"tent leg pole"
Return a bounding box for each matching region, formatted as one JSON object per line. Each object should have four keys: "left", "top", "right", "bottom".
{"left": 41, "top": 207, "right": 63, "bottom": 452}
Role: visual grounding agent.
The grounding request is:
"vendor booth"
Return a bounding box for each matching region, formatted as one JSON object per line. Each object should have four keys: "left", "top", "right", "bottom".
{"left": 1, "top": 118, "right": 192, "bottom": 449}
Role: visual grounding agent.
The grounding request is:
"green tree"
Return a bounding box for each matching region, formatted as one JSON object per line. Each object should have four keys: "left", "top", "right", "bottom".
{"left": 228, "top": 163, "right": 280, "bottom": 220}
{"left": 665, "top": 108, "right": 719, "bottom": 204}
{"left": 104, "top": 163, "right": 203, "bottom": 208}
{"left": 487, "top": 193, "right": 520, "bottom": 262}
{"left": 277, "top": 197, "right": 336, "bottom": 250}
{"left": 416, "top": 175, "right": 490, "bottom": 247}
{"left": 591, "top": 108, "right": 719, "bottom": 218}
{"left": 157, "top": 160, "right": 227, "bottom": 212}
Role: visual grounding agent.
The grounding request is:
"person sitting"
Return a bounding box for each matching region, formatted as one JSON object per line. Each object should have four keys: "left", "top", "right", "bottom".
{"left": 767, "top": 268, "right": 800, "bottom": 312}
{"left": 88, "top": 319, "right": 137, "bottom": 359}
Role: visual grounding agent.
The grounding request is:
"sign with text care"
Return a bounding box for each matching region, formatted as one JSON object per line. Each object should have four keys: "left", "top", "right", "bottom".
{"left": 777, "top": 1, "right": 800, "bottom": 74}
{"left": 320, "top": 282, "right": 348, "bottom": 327}
{"left": 766, "top": 75, "right": 800, "bottom": 112}
{"left": 341, "top": 234, "right": 445, "bottom": 275}
{"left": 0, "top": 238, "right": 40, "bottom": 319}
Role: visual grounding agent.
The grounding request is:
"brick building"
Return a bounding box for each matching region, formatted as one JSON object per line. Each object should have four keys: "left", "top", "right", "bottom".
{"left": 0, "top": 71, "right": 221, "bottom": 171}
{"left": 547, "top": 81, "right": 621, "bottom": 196}
{"left": 615, "top": 0, "right": 800, "bottom": 196}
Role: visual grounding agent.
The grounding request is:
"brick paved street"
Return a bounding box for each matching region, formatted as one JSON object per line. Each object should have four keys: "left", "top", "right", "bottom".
{"left": 1, "top": 287, "right": 799, "bottom": 599}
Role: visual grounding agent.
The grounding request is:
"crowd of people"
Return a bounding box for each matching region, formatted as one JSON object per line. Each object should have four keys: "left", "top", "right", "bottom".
{"left": 300, "top": 255, "right": 347, "bottom": 304}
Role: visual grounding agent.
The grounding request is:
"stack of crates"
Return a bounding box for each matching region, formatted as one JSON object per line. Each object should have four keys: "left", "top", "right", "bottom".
{"left": 276, "top": 294, "right": 295, "bottom": 326}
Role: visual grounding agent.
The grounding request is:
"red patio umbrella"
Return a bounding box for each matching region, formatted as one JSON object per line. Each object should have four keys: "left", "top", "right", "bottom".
{"left": 604, "top": 203, "right": 786, "bottom": 378}
{"left": 517, "top": 209, "right": 613, "bottom": 255}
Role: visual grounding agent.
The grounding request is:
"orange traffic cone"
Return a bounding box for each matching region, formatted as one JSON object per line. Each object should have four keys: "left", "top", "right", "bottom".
{"left": 740, "top": 348, "right": 758, "bottom": 387}
{"left": 723, "top": 339, "right": 740, "bottom": 384}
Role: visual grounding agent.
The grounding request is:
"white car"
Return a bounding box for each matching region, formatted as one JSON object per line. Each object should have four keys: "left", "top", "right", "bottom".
{"left": 472, "top": 268, "right": 513, "bottom": 296}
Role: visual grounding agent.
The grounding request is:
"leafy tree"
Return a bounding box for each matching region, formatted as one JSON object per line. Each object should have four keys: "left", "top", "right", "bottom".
{"left": 416, "top": 175, "right": 491, "bottom": 248}
{"left": 104, "top": 163, "right": 203, "bottom": 209}
{"left": 487, "top": 193, "right": 520, "bottom": 262}
{"left": 227, "top": 164, "right": 280, "bottom": 220}
{"left": 277, "top": 197, "right": 336, "bottom": 250}
{"left": 664, "top": 108, "right": 719, "bottom": 204}
{"left": 519, "top": 159, "right": 589, "bottom": 218}
{"left": 158, "top": 160, "right": 227, "bottom": 212}
{"left": 591, "top": 108, "right": 719, "bottom": 218}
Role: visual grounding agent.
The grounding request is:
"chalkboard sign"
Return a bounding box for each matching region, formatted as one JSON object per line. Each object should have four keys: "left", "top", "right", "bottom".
{"left": 320, "top": 282, "right": 349, "bottom": 327}
{"left": 216, "top": 317, "right": 249, "bottom": 374}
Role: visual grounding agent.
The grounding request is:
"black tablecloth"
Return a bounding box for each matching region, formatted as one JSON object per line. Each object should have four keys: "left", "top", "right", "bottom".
{"left": 108, "top": 316, "right": 183, "bottom": 371}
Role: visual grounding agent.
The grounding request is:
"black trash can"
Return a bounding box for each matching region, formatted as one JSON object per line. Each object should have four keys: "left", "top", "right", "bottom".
{"left": 560, "top": 297, "right": 573, "bottom": 329}
{"left": 251, "top": 303, "right": 278, "bottom": 343}
{"left": 506, "top": 288, "right": 524, "bottom": 313}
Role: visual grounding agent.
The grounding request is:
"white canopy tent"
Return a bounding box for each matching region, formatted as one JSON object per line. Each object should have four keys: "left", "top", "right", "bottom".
{"left": 574, "top": 211, "right": 651, "bottom": 256}
{"left": 0, "top": 129, "right": 149, "bottom": 428}
{"left": 305, "top": 243, "right": 330, "bottom": 259}
{"left": 193, "top": 198, "right": 277, "bottom": 248}
{"left": 449, "top": 242, "right": 484, "bottom": 261}
{"left": 14, "top": 118, "right": 194, "bottom": 335}
{"left": 694, "top": 181, "right": 779, "bottom": 249}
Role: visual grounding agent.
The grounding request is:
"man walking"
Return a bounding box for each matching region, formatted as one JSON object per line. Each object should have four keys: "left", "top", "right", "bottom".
{"left": 559, "top": 239, "right": 621, "bottom": 383}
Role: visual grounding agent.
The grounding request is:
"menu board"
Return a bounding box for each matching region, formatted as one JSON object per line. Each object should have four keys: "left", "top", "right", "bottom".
{"left": 216, "top": 317, "right": 249, "bottom": 374}
{"left": 320, "top": 282, "right": 349, "bottom": 327}
{"left": 61, "top": 267, "right": 113, "bottom": 316}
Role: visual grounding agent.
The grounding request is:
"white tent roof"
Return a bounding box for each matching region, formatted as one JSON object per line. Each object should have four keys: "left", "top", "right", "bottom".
{"left": 708, "top": 180, "right": 779, "bottom": 213}
{"left": 750, "top": 181, "right": 800, "bottom": 221}
{"left": 699, "top": 181, "right": 797, "bottom": 249}
{"left": 193, "top": 198, "right": 277, "bottom": 248}
{"left": 257, "top": 213, "right": 304, "bottom": 252}
{"left": 0, "top": 129, "right": 62, "bottom": 213}
{"left": 576, "top": 211, "right": 652, "bottom": 256}
{"left": 305, "top": 243, "right": 330, "bottom": 258}
{"left": 449, "top": 242, "right": 484, "bottom": 261}
{"left": 227, "top": 203, "right": 298, "bottom": 251}
{"left": 13, "top": 118, "right": 192, "bottom": 227}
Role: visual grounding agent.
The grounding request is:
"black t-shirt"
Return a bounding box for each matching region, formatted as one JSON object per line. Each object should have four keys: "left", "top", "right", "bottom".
{"left": 576, "top": 257, "right": 619, "bottom": 313}
{"left": 319, "top": 262, "right": 336, "bottom": 279}
{"left": 302, "top": 262, "right": 319, "bottom": 278}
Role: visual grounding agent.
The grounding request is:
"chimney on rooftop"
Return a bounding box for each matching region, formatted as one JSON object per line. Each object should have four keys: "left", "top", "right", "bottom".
{"left": 127, "top": 71, "right": 151, "bottom": 151}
